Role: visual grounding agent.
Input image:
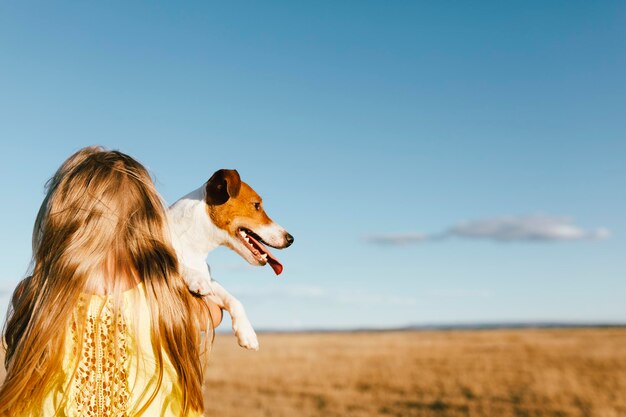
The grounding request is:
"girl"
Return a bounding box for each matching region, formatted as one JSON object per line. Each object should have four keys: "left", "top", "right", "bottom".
{"left": 0, "top": 146, "right": 221, "bottom": 416}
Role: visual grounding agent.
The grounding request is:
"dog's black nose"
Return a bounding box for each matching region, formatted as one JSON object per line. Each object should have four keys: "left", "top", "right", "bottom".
{"left": 285, "top": 233, "right": 294, "bottom": 247}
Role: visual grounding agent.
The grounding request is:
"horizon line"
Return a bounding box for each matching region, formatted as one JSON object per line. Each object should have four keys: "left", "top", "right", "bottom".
{"left": 216, "top": 320, "right": 626, "bottom": 335}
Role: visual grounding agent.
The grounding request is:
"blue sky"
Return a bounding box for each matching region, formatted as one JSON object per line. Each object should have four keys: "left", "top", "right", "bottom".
{"left": 1, "top": 1, "right": 625, "bottom": 330}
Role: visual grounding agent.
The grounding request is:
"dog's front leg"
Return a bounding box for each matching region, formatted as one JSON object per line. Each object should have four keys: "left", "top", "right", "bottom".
{"left": 205, "top": 280, "right": 259, "bottom": 351}
{"left": 180, "top": 262, "right": 259, "bottom": 350}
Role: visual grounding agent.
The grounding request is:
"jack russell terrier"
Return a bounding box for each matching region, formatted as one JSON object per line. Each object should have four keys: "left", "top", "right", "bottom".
{"left": 167, "top": 169, "right": 293, "bottom": 350}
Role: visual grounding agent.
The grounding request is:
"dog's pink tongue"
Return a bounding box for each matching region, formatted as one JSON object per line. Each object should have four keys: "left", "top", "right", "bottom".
{"left": 267, "top": 253, "right": 283, "bottom": 275}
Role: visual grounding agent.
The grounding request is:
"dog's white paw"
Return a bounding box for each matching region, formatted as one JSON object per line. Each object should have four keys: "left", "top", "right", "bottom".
{"left": 233, "top": 320, "right": 259, "bottom": 351}
{"left": 183, "top": 268, "right": 214, "bottom": 296}
{"left": 187, "top": 278, "right": 214, "bottom": 296}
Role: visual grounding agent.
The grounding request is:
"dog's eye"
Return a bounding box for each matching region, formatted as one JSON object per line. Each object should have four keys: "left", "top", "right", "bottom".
{"left": 253, "top": 202, "right": 261, "bottom": 211}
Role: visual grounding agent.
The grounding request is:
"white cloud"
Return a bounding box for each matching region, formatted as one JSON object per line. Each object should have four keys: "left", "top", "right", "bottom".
{"left": 229, "top": 284, "right": 326, "bottom": 299}
{"left": 229, "top": 284, "right": 494, "bottom": 306}
{"left": 229, "top": 284, "right": 417, "bottom": 306}
{"left": 449, "top": 215, "right": 610, "bottom": 242}
{"left": 364, "top": 232, "right": 432, "bottom": 245}
{"left": 366, "top": 214, "right": 610, "bottom": 245}
{"left": 426, "top": 289, "right": 493, "bottom": 298}
{"left": 334, "top": 292, "right": 417, "bottom": 306}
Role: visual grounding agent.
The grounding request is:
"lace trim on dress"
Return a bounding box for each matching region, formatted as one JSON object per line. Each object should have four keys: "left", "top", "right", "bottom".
{"left": 66, "top": 297, "right": 131, "bottom": 417}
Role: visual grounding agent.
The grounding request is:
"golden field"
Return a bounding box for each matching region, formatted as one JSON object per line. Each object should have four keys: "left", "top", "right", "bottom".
{"left": 2, "top": 328, "right": 626, "bottom": 417}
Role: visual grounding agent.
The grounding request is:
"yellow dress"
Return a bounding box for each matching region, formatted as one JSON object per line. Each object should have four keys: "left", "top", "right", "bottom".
{"left": 38, "top": 282, "right": 203, "bottom": 417}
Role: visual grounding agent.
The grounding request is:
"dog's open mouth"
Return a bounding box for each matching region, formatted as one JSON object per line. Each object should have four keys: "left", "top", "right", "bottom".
{"left": 238, "top": 228, "right": 283, "bottom": 275}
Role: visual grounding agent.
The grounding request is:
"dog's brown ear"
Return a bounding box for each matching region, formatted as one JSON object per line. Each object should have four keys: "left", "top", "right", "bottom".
{"left": 205, "top": 169, "right": 241, "bottom": 205}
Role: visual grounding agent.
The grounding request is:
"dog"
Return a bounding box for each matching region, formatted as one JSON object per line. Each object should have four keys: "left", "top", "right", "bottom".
{"left": 167, "top": 169, "right": 293, "bottom": 350}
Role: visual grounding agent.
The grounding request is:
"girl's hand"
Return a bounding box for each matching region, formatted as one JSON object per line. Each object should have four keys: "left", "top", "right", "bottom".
{"left": 207, "top": 300, "right": 223, "bottom": 329}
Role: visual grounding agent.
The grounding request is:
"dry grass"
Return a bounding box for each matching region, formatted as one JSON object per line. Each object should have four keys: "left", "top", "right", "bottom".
{"left": 2, "top": 328, "right": 626, "bottom": 417}
{"left": 203, "top": 328, "right": 626, "bottom": 417}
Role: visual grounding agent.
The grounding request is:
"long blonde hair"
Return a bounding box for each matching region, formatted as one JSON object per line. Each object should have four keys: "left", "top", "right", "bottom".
{"left": 0, "top": 146, "right": 211, "bottom": 416}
